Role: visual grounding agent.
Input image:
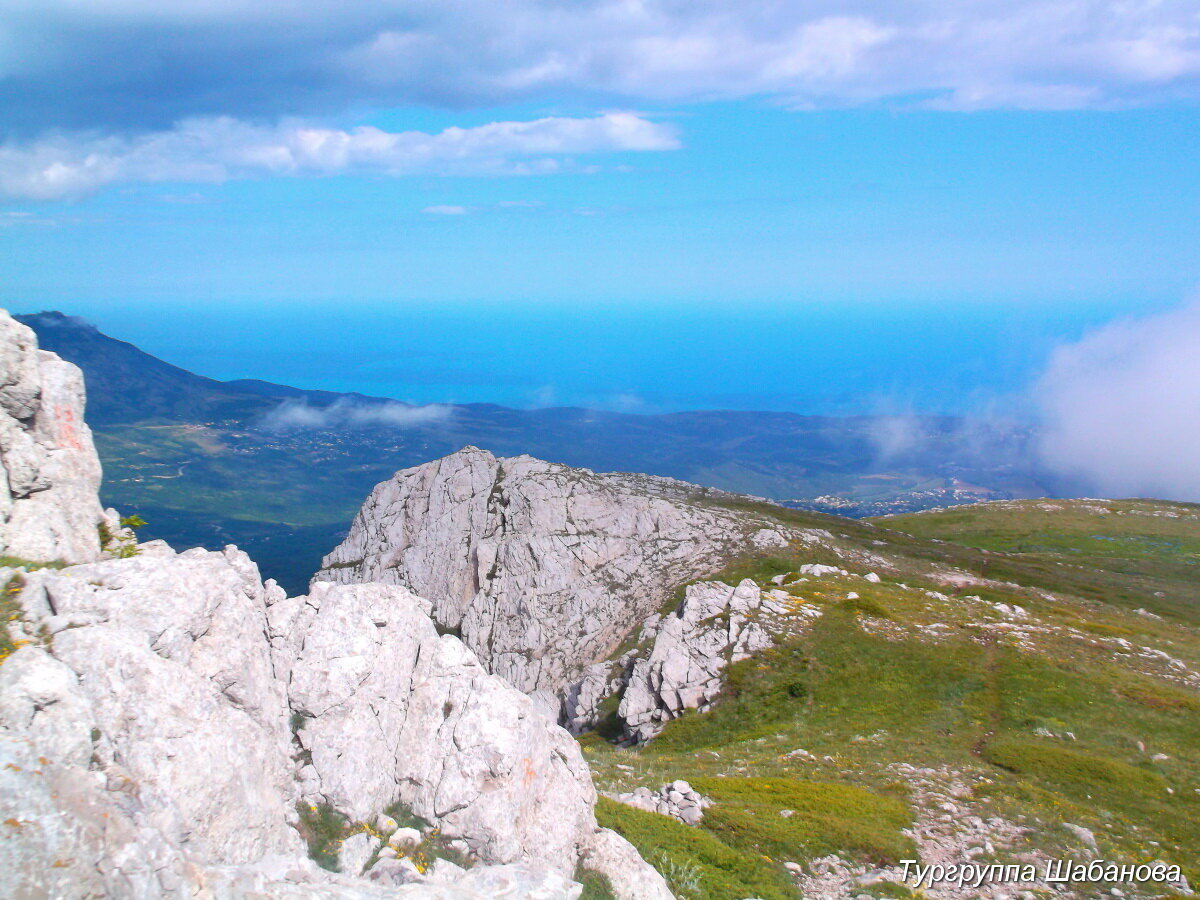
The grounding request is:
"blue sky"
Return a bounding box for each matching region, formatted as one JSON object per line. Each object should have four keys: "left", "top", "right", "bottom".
{"left": 4, "top": 101, "right": 1199, "bottom": 308}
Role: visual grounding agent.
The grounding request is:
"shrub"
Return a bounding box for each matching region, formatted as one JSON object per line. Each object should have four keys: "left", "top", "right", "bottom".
{"left": 371, "top": 800, "right": 473, "bottom": 873}
{"left": 843, "top": 596, "right": 891, "bottom": 619}
{"left": 99, "top": 514, "right": 146, "bottom": 558}
{"left": 296, "top": 802, "right": 350, "bottom": 871}
{"left": 575, "top": 866, "right": 617, "bottom": 900}
{"left": 0, "top": 573, "right": 27, "bottom": 666}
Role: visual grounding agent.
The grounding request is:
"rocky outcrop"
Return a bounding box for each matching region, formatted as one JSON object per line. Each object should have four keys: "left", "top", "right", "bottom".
{"left": 315, "top": 446, "right": 792, "bottom": 694}
{"left": 2, "top": 545, "right": 671, "bottom": 898}
{"left": 272, "top": 579, "right": 672, "bottom": 897}
{"left": 613, "top": 780, "right": 711, "bottom": 826}
{"left": 0, "top": 309, "right": 106, "bottom": 564}
{"left": 561, "top": 657, "right": 637, "bottom": 735}
{"left": 3, "top": 547, "right": 303, "bottom": 876}
{"left": 274, "top": 580, "right": 595, "bottom": 869}
{"left": 565, "top": 577, "right": 825, "bottom": 741}
{"left": 618, "top": 579, "right": 778, "bottom": 743}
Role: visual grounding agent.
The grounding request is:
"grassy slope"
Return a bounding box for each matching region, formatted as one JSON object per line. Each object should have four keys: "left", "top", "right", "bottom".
{"left": 582, "top": 498, "right": 1200, "bottom": 899}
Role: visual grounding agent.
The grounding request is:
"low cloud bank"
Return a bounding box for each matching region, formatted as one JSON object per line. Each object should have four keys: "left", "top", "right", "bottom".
{"left": 1035, "top": 299, "right": 1200, "bottom": 501}
{"left": 0, "top": 112, "right": 679, "bottom": 200}
{"left": 263, "top": 398, "right": 453, "bottom": 431}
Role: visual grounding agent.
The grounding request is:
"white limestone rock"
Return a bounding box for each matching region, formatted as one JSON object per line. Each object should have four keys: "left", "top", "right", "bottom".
{"left": 339, "top": 833, "right": 381, "bottom": 877}
{"left": 274, "top": 580, "right": 599, "bottom": 871}
{"left": 7, "top": 546, "right": 301, "bottom": 867}
{"left": 389, "top": 826, "right": 423, "bottom": 849}
{"left": 445, "top": 862, "right": 584, "bottom": 899}
{"left": 0, "top": 309, "right": 105, "bottom": 564}
{"left": 799, "top": 563, "right": 848, "bottom": 577}
{"left": 0, "top": 733, "right": 187, "bottom": 898}
{"left": 578, "top": 828, "right": 674, "bottom": 900}
{"left": 0, "top": 548, "right": 518, "bottom": 899}
{"left": 375, "top": 813, "right": 399, "bottom": 834}
{"left": 366, "top": 858, "right": 583, "bottom": 898}
{"left": 562, "top": 659, "right": 634, "bottom": 735}
{"left": 272, "top": 580, "right": 671, "bottom": 897}
{"left": 0, "top": 646, "right": 96, "bottom": 768}
{"left": 315, "top": 446, "right": 791, "bottom": 694}
{"left": 366, "top": 857, "right": 425, "bottom": 886}
{"left": 614, "top": 781, "right": 711, "bottom": 826}
{"left": 619, "top": 578, "right": 773, "bottom": 743}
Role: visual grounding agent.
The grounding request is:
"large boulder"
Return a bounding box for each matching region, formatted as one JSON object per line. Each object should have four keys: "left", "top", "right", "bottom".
{"left": 0, "top": 545, "right": 312, "bottom": 897}
{"left": 2, "top": 547, "right": 661, "bottom": 898}
{"left": 0, "top": 309, "right": 106, "bottom": 564}
{"left": 272, "top": 580, "right": 673, "bottom": 898}
{"left": 315, "top": 446, "right": 791, "bottom": 694}
{"left": 274, "top": 580, "right": 595, "bottom": 868}
{"left": 8, "top": 545, "right": 301, "bottom": 865}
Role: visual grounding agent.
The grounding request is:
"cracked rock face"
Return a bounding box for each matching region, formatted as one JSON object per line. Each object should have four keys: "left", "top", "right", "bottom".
{"left": 315, "top": 446, "right": 790, "bottom": 694}
{"left": 8, "top": 546, "right": 302, "bottom": 867}
{"left": 0, "top": 546, "right": 311, "bottom": 898}
{"left": 2, "top": 549, "right": 671, "bottom": 899}
{"left": 0, "top": 309, "right": 105, "bottom": 564}
{"left": 272, "top": 580, "right": 672, "bottom": 898}
{"left": 619, "top": 578, "right": 775, "bottom": 743}
{"left": 272, "top": 580, "right": 597, "bottom": 872}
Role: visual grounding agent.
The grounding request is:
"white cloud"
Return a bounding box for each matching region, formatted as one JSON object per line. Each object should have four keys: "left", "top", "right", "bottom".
{"left": 5, "top": 2, "right": 1197, "bottom": 202}
{"left": 3, "top": 0, "right": 1198, "bottom": 138}
{"left": 606, "top": 392, "right": 650, "bottom": 413}
{"left": 422, "top": 199, "right": 554, "bottom": 215}
{"left": 262, "top": 398, "right": 454, "bottom": 431}
{"left": 0, "top": 210, "right": 56, "bottom": 226}
{"left": 1036, "top": 298, "right": 1200, "bottom": 501}
{"left": 0, "top": 112, "right": 680, "bottom": 200}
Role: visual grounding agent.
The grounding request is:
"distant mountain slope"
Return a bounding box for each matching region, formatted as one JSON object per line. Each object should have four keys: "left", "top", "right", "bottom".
{"left": 17, "top": 310, "right": 1056, "bottom": 590}
{"left": 15, "top": 311, "right": 400, "bottom": 423}
{"left": 15, "top": 311, "right": 272, "bottom": 424}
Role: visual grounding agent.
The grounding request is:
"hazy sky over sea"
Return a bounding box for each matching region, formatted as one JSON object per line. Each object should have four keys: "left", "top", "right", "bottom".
{"left": 12, "top": 297, "right": 1153, "bottom": 417}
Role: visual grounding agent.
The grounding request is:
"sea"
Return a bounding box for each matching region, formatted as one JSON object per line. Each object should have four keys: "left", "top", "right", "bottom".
{"left": 51, "top": 298, "right": 1149, "bottom": 416}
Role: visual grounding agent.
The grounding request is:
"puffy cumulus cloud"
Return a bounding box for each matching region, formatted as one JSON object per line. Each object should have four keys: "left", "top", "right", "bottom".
{"left": 0, "top": 112, "right": 679, "bottom": 200}
{"left": 1036, "top": 299, "right": 1200, "bottom": 501}
{"left": 262, "top": 398, "right": 454, "bottom": 431}
{"left": 2, "top": 0, "right": 1199, "bottom": 136}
